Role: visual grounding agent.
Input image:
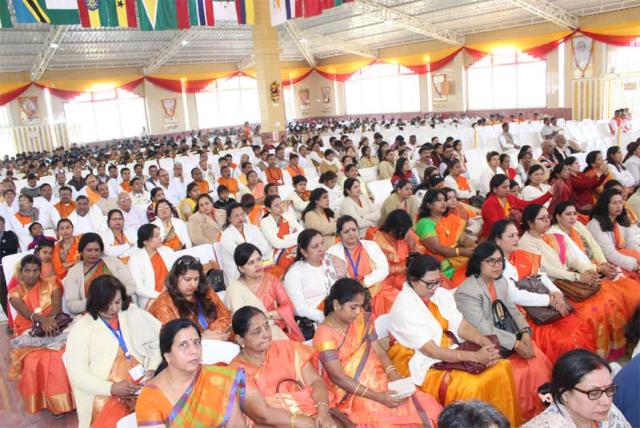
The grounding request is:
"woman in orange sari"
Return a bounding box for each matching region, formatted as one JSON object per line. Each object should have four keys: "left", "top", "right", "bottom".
{"left": 225, "top": 243, "right": 304, "bottom": 341}
{"left": 315, "top": 278, "right": 442, "bottom": 426}
{"left": 243, "top": 170, "right": 265, "bottom": 205}
{"left": 8, "top": 254, "right": 75, "bottom": 416}
{"left": 259, "top": 195, "right": 303, "bottom": 279}
{"left": 370, "top": 209, "right": 425, "bottom": 315}
{"left": 229, "top": 307, "right": 334, "bottom": 427}
{"left": 149, "top": 255, "right": 231, "bottom": 340}
{"left": 52, "top": 218, "right": 80, "bottom": 281}
{"left": 415, "top": 189, "right": 476, "bottom": 288}
{"left": 136, "top": 319, "right": 245, "bottom": 427}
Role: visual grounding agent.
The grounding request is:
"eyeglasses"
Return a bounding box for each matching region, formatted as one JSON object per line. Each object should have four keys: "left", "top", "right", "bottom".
{"left": 418, "top": 278, "right": 443, "bottom": 290}
{"left": 175, "top": 255, "right": 202, "bottom": 269}
{"left": 483, "top": 257, "right": 504, "bottom": 267}
{"left": 573, "top": 384, "right": 618, "bottom": 400}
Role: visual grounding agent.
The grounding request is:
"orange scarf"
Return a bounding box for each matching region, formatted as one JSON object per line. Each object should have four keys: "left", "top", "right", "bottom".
{"left": 151, "top": 252, "right": 168, "bottom": 292}
{"left": 247, "top": 205, "right": 264, "bottom": 226}
{"left": 15, "top": 212, "right": 33, "bottom": 225}
{"left": 286, "top": 164, "right": 305, "bottom": 178}
{"left": 456, "top": 175, "right": 470, "bottom": 191}
{"left": 54, "top": 201, "right": 76, "bottom": 219}
{"left": 426, "top": 300, "right": 453, "bottom": 348}
{"left": 86, "top": 187, "right": 100, "bottom": 205}
{"left": 121, "top": 181, "right": 132, "bottom": 192}
{"left": 218, "top": 177, "right": 238, "bottom": 194}
{"left": 343, "top": 243, "right": 373, "bottom": 282}
{"left": 197, "top": 180, "right": 209, "bottom": 194}
{"left": 265, "top": 167, "right": 283, "bottom": 184}
{"left": 509, "top": 250, "right": 541, "bottom": 279}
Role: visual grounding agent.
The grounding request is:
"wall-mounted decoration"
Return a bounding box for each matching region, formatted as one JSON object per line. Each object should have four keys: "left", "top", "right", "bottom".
{"left": 18, "top": 96, "right": 39, "bottom": 124}
{"left": 432, "top": 74, "right": 449, "bottom": 102}
{"left": 572, "top": 35, "right": 593, "bottom": 78}
{"left": 270, "top": 81, "right": 280, "bottom": 104}
{"left": 321, "top": 87, "right": 331, "bottom": 107}
{"left": 161, "top": 98, "right": 178, "bottom": 128}
{"left": 298, "top": 88, "right": 310, "bottom": 109}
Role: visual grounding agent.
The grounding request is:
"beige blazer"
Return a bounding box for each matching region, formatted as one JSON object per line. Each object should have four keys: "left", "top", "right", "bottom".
{"left": 187, "top": 211, "right": 221, "bottom": 246}
{"left": 65, "top": 305, "right": 162, "bottom": 428}
{"left": 63, "top": 256, "right": 137, "bottom": 315}
{"left": 303, "top": 209, "right": 337, "bottom": 249}
{"left": 454, "top": 275, "right": 529, "bottom": 350}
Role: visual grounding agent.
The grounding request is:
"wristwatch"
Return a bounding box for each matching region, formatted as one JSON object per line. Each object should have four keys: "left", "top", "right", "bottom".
{"left": 30, "top": 307, "right": 42, "bottom": 321}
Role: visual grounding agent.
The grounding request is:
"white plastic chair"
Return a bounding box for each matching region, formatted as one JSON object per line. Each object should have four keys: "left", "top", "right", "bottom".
{"left": 201, "top": 340, "right": 240, "bottom": 365}
{"left": 173, "top": 244, "right": 216, "bottom": 265}
{"left": 368, "top": 179, "right": 393, "bottom": 206}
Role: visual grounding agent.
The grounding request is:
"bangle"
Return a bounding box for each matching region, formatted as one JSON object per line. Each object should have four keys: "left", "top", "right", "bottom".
{"left": 455, "top": 247, "right": 460, "bottom": 257}
{"left": 384, "top": 366, "right": 397, "bottom": 375}
{"left": 360, "top": 386, "right": 369, "bottom": 397}
{"left": 289, "top": 412, "right": 296, "bottom": 428}
{"left": 315, "top": 401, "right": 329, "bottom": 409}
{"left": 513, "top": 340, "right": 520, "bottom": 351}
{"left": 354, "top": 384, "right": 362, "bottom": 396}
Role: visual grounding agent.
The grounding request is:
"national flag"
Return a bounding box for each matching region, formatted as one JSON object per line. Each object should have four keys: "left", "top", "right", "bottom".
{"left": 234, "top": 0, "right": 254, "bottom": 25}
{"left": 78, "top": 0, "right": 137, "bottom": 28}
{"left": 270, "top": 0, "right": 302, "bottom": 27}
{"left": 188, "top": 0, "right": 214, "bottom": 26}
{"left": 136, "top": 0, "right": 177, "bottom": 30}
{"left": 14, "top": 0, "right": 80, "bottom": 24}
{"left": 303, "top": 0, "right": 351, "bottom": 18}
{"left": 0, "top": 0, "right": 12, "bottom": 28}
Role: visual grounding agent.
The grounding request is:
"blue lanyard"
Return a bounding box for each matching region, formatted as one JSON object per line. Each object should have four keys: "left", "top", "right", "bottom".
{"left": 101, "top": 318, "right": 131, "bottom": 359}
{"left": 195, "top": 299, "right": 209, "bottom": 330}
{"left": 344, "top": 243, "right": 362, "bottom": 279}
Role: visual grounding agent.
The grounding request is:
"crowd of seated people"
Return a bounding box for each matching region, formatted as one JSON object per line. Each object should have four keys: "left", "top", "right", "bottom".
{"left": 0, "top": 110, "right": 639, "bottom": 427}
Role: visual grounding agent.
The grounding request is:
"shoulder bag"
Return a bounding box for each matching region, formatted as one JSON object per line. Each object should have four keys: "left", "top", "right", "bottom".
{"left": 553, "top": 278, "right": 600, "bottom": 302}
{"left": 491, "top": 299, "right": 521, "bottom": 358}
{"left": 512, "top": 277, "right": 574, "bottom": 325}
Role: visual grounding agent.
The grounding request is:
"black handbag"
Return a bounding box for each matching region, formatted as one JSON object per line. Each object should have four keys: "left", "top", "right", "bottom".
{"left": 491, "top": 299, "right": 521, "bottom": 358}
{"left": 512, "top": 277, "right": 574, "bottom": 325}
{"left": 294, "top": 316, "right": 316, "bottom": 341}
{"left": 205, "top": 268, "right": 226, "bottom": 293}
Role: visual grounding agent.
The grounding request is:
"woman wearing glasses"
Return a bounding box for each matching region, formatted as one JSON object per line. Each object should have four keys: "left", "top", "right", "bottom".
{"left": 454, "top": 242, "right": 552, "bottom": 421}
{"left": 388, "top": 254, "right": 520, "bottom": 426}
{"left": 149, "top": 255, "right": 231, "bottom": 341}
{"left": 523, "top": 349, "right": 630, "bottom": 427}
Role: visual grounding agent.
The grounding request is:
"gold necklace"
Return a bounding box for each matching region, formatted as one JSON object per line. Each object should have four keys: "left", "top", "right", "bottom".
{"left": 241, "top": 350, "right": 265, "bottom": 367}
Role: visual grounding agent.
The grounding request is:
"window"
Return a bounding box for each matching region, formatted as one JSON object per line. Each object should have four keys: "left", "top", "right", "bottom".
{"left": 466, "top": 51, "right": 546, "bottom": 110}
{"left": 345, "top": 63, "right": 420, "bottom": 114}
{"left": 0, "top": 105, "right": 16, "bottom": 157}
{"left": 607, "top": 45, "right": 640, "bottom": 74}
{"left": 283, "top": 84, "right": 296, "bottom": 121}
{"left": 195, "top": 76, "right": 260, "bottom": 128}
{"left": 63, "top": 88, "right": 147, "bottom": 143}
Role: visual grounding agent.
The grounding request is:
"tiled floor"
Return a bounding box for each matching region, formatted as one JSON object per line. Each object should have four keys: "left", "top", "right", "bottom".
{"left": 0, "top": 321, "right": 78, "bottom": 428}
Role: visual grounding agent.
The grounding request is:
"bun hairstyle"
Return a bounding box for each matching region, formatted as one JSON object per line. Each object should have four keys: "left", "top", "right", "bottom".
{"left": 137, "top": 223, "right": 159, "bottom": 248}
{"left": 323, "top": 278, "right": 369, "bottom": 316}
{"left": 406, "top": 254, "right": 440, "bottom": 283}
{"left": 232, "top": 306, "right": 265, "bottom": 337}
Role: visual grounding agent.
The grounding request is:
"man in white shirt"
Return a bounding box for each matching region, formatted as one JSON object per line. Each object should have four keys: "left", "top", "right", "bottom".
{"left": 297, "top": 145, "right": 311, "bottom": 169}
{"left": 117, "top": 192, "right": 148, "bottom": 231}
{"left": 498, "top": 122, "right": 520, "bottom": 153}
{"left": 145, "top": 165, "right": 160, "bottom": 192}
{"left": 155, "top": 168, "right": 180, "bottom": 206}
{"left": 33, "top": 183, "right": 60, "bottom": 229}
{"left": 129, "top": 177, "right": 151, "bottom": 207}
{"left": 107, "top": 165, "right": 123, "bottom": 198}
{"left": 94, "top": 182, "right": 118, "bottom": 216}
{"left": 171, "top": 162, "right": 187, "bottom": 198}
{"left": 540, "top": 117, "right": 556, "bottom": 140}
{"left": 67, "top": 196, "right": 106, "bottom": 236}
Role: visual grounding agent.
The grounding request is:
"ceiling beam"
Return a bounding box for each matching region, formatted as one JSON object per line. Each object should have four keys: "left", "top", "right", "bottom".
{"left": 283, "top": 21, "right": 317, "bottom": 66}
{"left": 355, "top": 0, "right": 464, "bottom": 46}
{"left": 30, "top": 26, "right": 68, "bottom": 81}
{"left": 237, "top": 54, "right": 255, "bottom": 71}
{"left": 503, "top": 0, "right": 578, "bottom": 29}
{"left": 143, "top": 28, "right": 202, "bottom": 75}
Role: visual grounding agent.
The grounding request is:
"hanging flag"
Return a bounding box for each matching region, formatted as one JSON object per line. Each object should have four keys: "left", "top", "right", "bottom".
{"left": 211, "top": 0, "right": 244, "bottom": 24}
{"left": 188, "top": 0, "right": 214, "bottom": 26}
{"left": 14, "top": 0, "right": 80, "bottom": 24}
{"left": 270, "top": 0, "right": 302, "bottom": 26}
{"left": 78, "top": 0, "right": 137, "bottom": 28}
{"left": 136, "top": 0, "right": 177, "bottom": 30}
{"left": 0, "top": 0, "right": 12, "bottom": 27}
{"left": 234, "top": 0, "right": 254, "bottom": 25}
{"left": 303, "top": 0, "right": 351, "bottom": 18}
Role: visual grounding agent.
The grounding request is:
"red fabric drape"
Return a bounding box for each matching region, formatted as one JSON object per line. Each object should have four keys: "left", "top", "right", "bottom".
{"left": 146, "top": 76, "right": 212, "bottom": 93}
{"left": 579, "top": 30, "right": 640, "bottom": 47}
{"left": 282, "top": 69, "right": 314, "bottom": 86}
{"left": 404, "top": 48, "right": 464, "bottom": 74}
{"left": 0, "top": 84, "right": 32, "bottom": 106}
{"left": 525, "top": 30, "right": 577, "bottom": 58}
{"left": 32, "top": 78, "right": 144, "bottom": 100}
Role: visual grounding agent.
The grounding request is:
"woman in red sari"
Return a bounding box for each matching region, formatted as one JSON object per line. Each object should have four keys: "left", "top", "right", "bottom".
{"left": 370, "top": 209, "right": 425, "bottom": 315}
{"left": 8, "top": 254, "right": 75, "bottom": 416}
{"left": 226, "top": 243, "right": 304, "bottom": 341}
{"left": 228, "top": 307, "right": 335, "bottom": 428}
{"left": 566, "top": 154, "right": 608, "bottom": 214}
{"left": 314, "top": 278, "right": 442, "bottom": 426}
{"left": 52, "top": 218, "right": 80, "bottom": 281}
{"left": 480, "top": 174, "right": 551, "bottom": 238}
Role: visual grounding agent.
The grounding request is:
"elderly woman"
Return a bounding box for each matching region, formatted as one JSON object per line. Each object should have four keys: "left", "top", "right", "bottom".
{"left": 523, "top": 349, "right": 631, "bottom": 427}
{"left": 66, "top": 275, "right": 162, "bottom": 428}
{"left": 100, "top": 209, "right": 137, "bottom": 257}
{"left": 387, "top": 254, "right": 520, "bottom": 426}
{"left": 152, "top": 199, "right": 191, "bottom": 251}
{"left": 9, "top": 254, "right": 75, "bottom": 416}
{"left": 455, "top": 242, "right": 553, "bottom": 420}
{"left": 187, "top": 193, "right": 221, "bottom": 246}
{"left": 128, "top": 224, "right": 174, "bottom": 309}
{"left": 228, "top": 306, "right": 335, "bottom": 428}
{"left": 339, "top": 178, "right": 380, "bottom": 236}
{"left": 225, "top": 243, "right": 304, "bottom": 341}
{"left": 63, "top": 232, "right": 136, "bottom": 315}
{"left": 148, "top": 255, "right": 231, "bottom": 340}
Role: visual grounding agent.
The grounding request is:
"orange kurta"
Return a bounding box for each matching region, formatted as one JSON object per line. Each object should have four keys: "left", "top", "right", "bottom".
{"left": 218, "top": 177, "right": 239, "bottom": 195}
{"left": 52, "top": 237, "right": 80, "bottom": 281}
{"left": 265, "top": 167, "right": 284, "bottom": 185}
{"left": 196, "top": 180, "right": 209, "bottom": 194}
{"left": 286, "top": 165, "right": 305, "bottom": 178}
{"left": 151, "top": 252, "right": 169, "bottom": 292}
{"left": 54, "top": 201, "right": 76, "bottom": 219}
{"left": 247, "top": 205, "right": 264, "bottom": 226}
{"left": 8, "top": 278, "right": 75, "bottom": 415}
{"left": 120, "top": 181, "right": 132, "bottom": 192}
{"left": 85, "top": 187, "right": 100, "bottom": 205}
{"left": 148, "top": 289, "right": 231, "bottom": 333}
{"left": 314, "top": 313, "right": 442, "bottom": 427}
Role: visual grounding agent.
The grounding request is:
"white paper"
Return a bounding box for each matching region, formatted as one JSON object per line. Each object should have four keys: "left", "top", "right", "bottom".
{"left": 388, "top": 377, "right": 416, "bottom": 399}
{"left": 201, "top": 339, "right": 240, "bottom": 365}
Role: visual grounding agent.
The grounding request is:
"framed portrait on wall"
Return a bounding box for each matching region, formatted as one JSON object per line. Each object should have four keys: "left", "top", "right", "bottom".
{"left": 572, "top": 36, "right": 593, "bottom": 78}
{"left": 18, "top": 97, "right": 39, "bottom": 124}
{"left": 298, "top": 89, "right": 310, "bottom": 109}
{"left": 432, "top": 74, "right": 448, "bottom": 102}
{"left": 161, "top": 98, "right": 178, "bottom": 129}
{"left": 321, "top": 87, "right": 331, "bottom": 107}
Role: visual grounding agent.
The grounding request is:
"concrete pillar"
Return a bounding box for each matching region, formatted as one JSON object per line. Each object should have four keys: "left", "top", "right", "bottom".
{"left": 252, "top": 0, "right": 286, "bottom": 137}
